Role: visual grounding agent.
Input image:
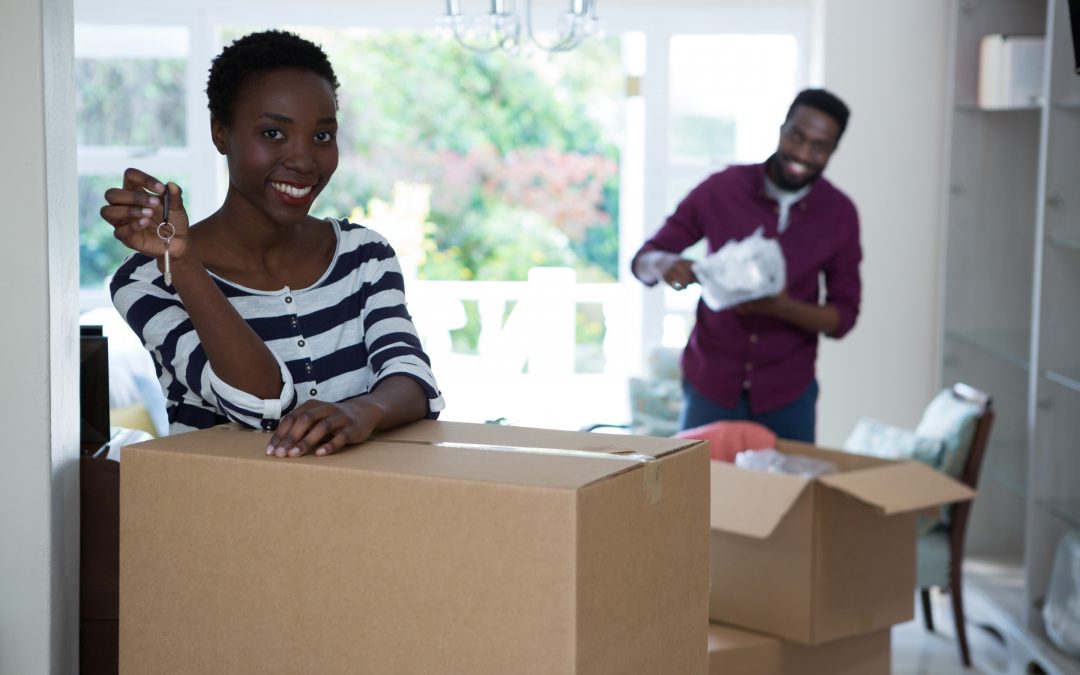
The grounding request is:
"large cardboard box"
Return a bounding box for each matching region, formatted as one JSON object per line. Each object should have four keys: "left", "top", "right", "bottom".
{"left": 707, "top": 622, "right": 890, "bottom": 674}
{"left": 709, "top": 439, "right": 974, "bottom": 645}
{"left": 120, "top": 421, "right": 710, "bottom": 674}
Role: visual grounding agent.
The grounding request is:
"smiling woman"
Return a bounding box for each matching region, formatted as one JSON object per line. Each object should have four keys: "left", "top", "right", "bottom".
{"left": 103, "top": 30, "right": 444, "bottom": 456}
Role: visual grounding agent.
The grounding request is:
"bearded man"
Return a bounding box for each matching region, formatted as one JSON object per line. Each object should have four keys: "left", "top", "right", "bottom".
{"left": 632, "top": 89, "right": 861, "bottom": 442}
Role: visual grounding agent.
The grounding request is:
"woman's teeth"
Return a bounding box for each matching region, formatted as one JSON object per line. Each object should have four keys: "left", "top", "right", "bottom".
{"left": 271, "top": 182, "right": 312, "bottom": 198}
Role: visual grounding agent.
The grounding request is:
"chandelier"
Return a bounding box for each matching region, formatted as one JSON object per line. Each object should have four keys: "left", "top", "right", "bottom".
{"left": 439, "top": 0, "right": 600, "bottom": 53}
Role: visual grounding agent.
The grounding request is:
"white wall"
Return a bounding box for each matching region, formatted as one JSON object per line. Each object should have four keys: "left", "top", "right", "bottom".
{"left": 815, "top": 0, "right": 950, "bottom": 445}
{"left": 0, "top": 0, "right": 80, "bottom": 673}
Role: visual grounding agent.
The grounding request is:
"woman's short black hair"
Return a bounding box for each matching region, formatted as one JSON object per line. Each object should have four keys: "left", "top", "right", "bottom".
{"left": 206, "top": 30, "right": 340, "bottom": 125}
{"left": 786, "top": 88, "right": 851, "bottom": 141}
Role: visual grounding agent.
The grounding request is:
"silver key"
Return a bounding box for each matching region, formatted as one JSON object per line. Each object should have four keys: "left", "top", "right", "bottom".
{"left": 157, "top": 188, "right": 175, "bottom": 286}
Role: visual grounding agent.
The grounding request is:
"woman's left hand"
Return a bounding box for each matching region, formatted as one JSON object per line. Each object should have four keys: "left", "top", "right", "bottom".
{"left": 265, "top": 398, "right": 383, "bottom": 458}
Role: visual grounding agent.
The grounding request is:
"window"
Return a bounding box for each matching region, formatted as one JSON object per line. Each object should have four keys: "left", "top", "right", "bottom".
{"left": 74, "top": 2, "right": 809, "bottom": 431}
{"left": 635, "top": 11, "right": 809, "bottom": 354}
{"left": 75, "top": 24, "right": 195, "bottom": 309}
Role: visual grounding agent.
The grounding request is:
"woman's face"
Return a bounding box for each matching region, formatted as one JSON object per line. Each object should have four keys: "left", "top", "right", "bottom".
{"left": 212, "top": 67, "right": 339, "bottom": 226}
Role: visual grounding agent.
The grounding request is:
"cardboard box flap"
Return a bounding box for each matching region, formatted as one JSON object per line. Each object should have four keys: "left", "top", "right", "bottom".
{"left": 817, "top": 461, "right": 975, "bottom": 515}
{"left": 710, "top": 462, "right": 810, "bottom": 538}
{"left": 375, "top": 420, "right": 697, "bottom": 459}
{"left": 126, "top": 424, "right": 682, "bottom": 493}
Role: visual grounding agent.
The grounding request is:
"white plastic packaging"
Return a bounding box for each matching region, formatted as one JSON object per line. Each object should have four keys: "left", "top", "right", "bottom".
{"left": 692, "top": 228, "right": 786, "bottom": 312}
{"left": 1043, "top": 530, "right": 1080, "bottom": 656}
{"left": 734, "top": 448, "right": 837, "bottom": 478}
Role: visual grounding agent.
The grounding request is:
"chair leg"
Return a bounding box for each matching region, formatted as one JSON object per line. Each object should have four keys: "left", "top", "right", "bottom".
{"left": 950, "top": 575, "right": 972, "bottom": 667}
{"left": 920, "top": 588, "right": 935, "bottom": 632}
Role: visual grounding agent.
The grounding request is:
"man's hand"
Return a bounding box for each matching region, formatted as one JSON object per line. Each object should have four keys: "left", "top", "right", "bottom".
{"left": 661, "top": 258, "right": 697, "bottom": 291}
{"left": 734, "top": 290, "right": 793, "bottom": 318}
{"left": 736, "top": 290, "right": 841, "bottom": 335}
{"left": 634, "top": 250, "right": 697, "bottom": 290}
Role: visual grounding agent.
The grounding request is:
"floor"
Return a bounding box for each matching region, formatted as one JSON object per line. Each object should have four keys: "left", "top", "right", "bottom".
{"left": 892, "top": 590, "right": 1011, "bottom": 675}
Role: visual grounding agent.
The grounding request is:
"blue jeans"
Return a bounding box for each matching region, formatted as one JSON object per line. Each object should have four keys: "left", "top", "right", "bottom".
{"left": 679, "top": 379, "right": 819, "bottom": 443}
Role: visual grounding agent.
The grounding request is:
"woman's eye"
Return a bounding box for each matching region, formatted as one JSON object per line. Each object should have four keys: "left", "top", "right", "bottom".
{"left": 315, "top": 131, "right": 335, "bottom": 143}
{"left": 261, "top": 129, "right": 284, "bottom": 140}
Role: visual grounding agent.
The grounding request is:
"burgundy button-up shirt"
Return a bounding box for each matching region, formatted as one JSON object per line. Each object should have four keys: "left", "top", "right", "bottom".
{"left": 633, "top": 161, "right": 862, "bottom": 414}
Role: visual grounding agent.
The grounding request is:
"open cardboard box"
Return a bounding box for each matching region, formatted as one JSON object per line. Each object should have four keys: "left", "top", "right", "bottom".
{"left": 707, "top": 621, "right": 890, "bottom": 674}
{"left": 120, "top": 421, "right": 710, "bottom": 674}
{"left": 709, "top": 439, "right": 974, "bottom": 645}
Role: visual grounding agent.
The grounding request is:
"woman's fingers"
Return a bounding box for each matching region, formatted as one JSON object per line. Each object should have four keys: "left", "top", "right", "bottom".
{"left": 265, "top": 401, "right": 375, "bottom": 458}
{"left": 286, "top": 415, "right": 340, "bottom": 457}
{"left": 121, "top": 167, "right": 165, "bottom": 194}
{"left": 267, "top": 404, "right": 340, "bottom": 458}
{"left": 266, "top": 414, "right": 299, "bottom": 457}
{"left": 314, "top": 432, "right": 348, "bottom": 457}
{"left": 102, "top": 173, "right": 193, "bottom": 262}
{"left": 100, "top": 204, "right": 155, "bottom": 228}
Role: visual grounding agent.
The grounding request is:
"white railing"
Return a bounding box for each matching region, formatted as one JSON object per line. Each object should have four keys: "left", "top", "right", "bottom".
{"left": 410, "top": 268, "right": 636, "bottom": 429}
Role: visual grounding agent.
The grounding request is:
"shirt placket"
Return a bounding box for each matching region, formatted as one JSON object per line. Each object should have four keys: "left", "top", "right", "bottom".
{"left": 284, "top": 290, "right": 319, "bottom": 401}
{"left": 744, "top": 327, "right": 757, "bottom": 391}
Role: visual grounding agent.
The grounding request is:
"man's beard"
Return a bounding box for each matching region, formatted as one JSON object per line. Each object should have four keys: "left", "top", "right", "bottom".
{"left": 767, "top": 154, "right": 820, "bottom": 191}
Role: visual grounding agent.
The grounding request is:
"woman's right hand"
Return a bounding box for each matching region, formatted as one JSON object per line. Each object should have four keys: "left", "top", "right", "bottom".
{"left": 101, "top": 168, "right": 192, "bottom": 262}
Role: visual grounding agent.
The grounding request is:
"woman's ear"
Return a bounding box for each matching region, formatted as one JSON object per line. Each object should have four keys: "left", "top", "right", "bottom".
{"left": 210, "top": 117, "right": 227, "bottom": 155}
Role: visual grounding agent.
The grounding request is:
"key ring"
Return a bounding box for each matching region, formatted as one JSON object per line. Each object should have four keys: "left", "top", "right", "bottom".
{"left": 157, "top": 186, "right": 174, "bottom": 285}
{"left": 157, "top": 221, "right": 176, "bottom": 241}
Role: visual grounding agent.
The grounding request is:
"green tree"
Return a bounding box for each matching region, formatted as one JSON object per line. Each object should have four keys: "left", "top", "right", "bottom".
{"left": 307, "top": 29, "right": 623, "bottom": 282}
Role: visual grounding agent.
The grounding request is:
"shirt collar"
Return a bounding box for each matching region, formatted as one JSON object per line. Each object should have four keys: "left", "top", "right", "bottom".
{"left": 756, "top": 155, "right": 823, "bottom": 206}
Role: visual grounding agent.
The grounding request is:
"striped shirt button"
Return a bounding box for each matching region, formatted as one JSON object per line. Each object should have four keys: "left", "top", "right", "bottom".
{"left": 284, "top": 296, "right": 293, "bottom": 304}
{"left": 298, "top": 339, "right": 306, "bottom": 347}
{"left": 309, "top": 388, "right": 317, "bottom": 396}
{"left": 305, "top": 362, "right": 313, "bottom": 372}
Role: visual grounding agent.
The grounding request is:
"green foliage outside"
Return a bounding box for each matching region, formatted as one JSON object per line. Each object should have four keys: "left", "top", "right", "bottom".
{"left": 302, "top": 29, "right": 623, "bottom": 283}
{"left": 77, "top": 29, "right": 623, "bottom": 372}
{"left": 75, "top": 59, "right": 185, "bottom": 147}
{"left": 77, "top": 31, "right": 622, "bottom": 286}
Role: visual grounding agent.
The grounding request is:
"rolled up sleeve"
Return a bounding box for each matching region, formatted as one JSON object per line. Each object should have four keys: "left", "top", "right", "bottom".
{"left": 823, "top": 202, "right": 862, "bottom": 339}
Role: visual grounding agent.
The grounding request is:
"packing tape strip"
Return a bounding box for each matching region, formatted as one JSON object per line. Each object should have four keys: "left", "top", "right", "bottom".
{"left": 379, "top": 438, "right": 663, "bottom": 504}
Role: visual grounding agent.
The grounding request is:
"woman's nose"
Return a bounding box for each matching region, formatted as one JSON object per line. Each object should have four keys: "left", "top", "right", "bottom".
{"left": 282, "top": 142, "right": 315, "bottom": 173}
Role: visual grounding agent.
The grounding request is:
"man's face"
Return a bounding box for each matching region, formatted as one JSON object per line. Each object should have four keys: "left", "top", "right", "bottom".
{"left": 770, "top": 105, "right": 841, "bottom": 190}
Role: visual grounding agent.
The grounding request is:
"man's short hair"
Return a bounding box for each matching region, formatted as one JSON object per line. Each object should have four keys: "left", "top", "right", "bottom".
{"left": 786, "top": 89, "right": 850, "bottom": 141}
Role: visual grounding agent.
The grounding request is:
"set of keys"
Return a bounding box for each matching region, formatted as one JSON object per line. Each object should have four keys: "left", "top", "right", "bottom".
{"left": 156, "top": 187, "right": 174, "bottom": 285}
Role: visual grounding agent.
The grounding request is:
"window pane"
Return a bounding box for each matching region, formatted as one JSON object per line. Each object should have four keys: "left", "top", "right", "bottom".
{"left": 75, "top": 58, "right": 186, "bottom": 147}
{"left": 668, "top": 34, "right": 798, "bottom": 166}
{"left": 79, "top": 174, "right": 190, "bottom": 289}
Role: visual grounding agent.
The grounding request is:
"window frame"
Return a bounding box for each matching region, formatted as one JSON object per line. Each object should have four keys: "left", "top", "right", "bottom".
{"left": 74, "top": 0, "right": 812, "bottom": 377}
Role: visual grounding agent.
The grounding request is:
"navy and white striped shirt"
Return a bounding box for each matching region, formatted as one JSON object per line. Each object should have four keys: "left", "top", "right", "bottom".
{"left": 110, "top": 218, "right": 444, "bottom": 435}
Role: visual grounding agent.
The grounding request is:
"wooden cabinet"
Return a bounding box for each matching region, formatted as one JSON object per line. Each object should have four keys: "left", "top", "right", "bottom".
{"left": 942, "top": 0, "right": 1080, "bottom": 672}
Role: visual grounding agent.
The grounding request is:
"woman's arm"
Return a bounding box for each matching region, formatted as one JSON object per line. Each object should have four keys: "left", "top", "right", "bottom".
{"left": 105, "top": 170, "right": 291, "bottom": 423}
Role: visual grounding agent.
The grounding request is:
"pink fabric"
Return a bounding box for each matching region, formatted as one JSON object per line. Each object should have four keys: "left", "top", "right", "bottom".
{"left": 676, "top": 420, "right": 777, "bottom": 463}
